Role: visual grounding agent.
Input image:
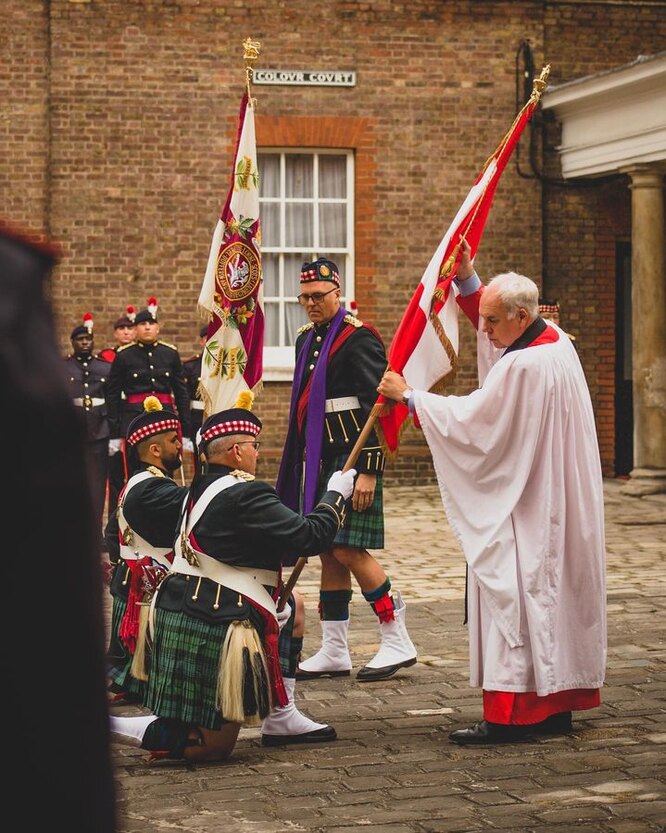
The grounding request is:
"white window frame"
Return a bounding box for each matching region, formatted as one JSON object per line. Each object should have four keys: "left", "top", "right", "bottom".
{"left": 259, "top": 149, "right": 355, "bottom": 381}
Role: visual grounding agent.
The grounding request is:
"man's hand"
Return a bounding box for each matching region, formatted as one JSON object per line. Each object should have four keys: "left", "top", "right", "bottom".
{"left": 456, "top": 237, "right": 475, "bottom": 281}
{"left": 108, "top": 438, "right": 123, "bottom": 456}
{"left": 326, "top": 468, "right": 357, "bottom": 500}
{"left": 352, "top": 472, "right": 377, "bottom": 513}
{"left": 276, "top": 602, "right": 292, "bottom": 632}
{"left": 377, "top": 370, "right": 409, "bottom": 403}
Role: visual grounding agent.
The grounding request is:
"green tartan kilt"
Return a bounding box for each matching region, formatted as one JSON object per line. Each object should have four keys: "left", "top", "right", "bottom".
{"left": 107, "top": 595, "right": 146, "bottom": 699}
{"left": 317, "top": 453, "right": 384, "bottom": 549}
{"left": 144, "top": 600, "right": 295, "bottom": 731}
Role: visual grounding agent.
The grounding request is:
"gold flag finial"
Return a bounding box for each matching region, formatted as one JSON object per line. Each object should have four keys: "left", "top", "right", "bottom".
{"left": 243, "top": 38, "right": 261, "bottom": 105}
{"left": 529, "top": 64, "right": 550, "bottom": 105}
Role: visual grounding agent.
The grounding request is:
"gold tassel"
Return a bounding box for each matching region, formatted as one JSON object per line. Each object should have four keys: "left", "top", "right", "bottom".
{"left": 129, "top": 602, "right": 151, "bottom": 682}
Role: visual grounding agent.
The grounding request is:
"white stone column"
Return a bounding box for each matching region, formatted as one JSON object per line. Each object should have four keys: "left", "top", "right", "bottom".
{"left": 621, "top": 166, "right": 666, "bottom": 496}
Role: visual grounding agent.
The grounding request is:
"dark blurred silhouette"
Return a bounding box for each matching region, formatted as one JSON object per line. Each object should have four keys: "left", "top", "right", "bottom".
{"left": 0, "top": 221, "right": 116, "bottom": 832}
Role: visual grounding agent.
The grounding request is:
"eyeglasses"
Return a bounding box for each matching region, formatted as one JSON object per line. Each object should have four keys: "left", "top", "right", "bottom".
{"left": 226, "top": 440, "right": 261, "bottom": 451}
{"left": 297, "top": 287, "right": 338, "bottom": 306}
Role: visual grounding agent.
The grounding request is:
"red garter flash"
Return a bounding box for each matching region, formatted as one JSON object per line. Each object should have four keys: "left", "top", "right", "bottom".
{"left": 118, "top": 557, "right": 152, "bottom": 653}
{"left": 373, "top": 594, "right": 395, "bottom": 623}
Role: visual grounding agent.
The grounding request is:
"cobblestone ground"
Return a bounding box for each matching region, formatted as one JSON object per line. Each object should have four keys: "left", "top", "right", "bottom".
{"left": 109, "top": 478, "right": 666, "bottom": 833}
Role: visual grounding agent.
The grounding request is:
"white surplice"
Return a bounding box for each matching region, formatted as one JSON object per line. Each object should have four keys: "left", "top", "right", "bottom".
{"left": 415, "top": 322, "right": 607, "bottom": 695}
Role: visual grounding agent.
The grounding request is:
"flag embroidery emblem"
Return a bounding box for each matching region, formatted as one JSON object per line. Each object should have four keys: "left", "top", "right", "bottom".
{"left": 216, "top": 241, "right": 261, "bottom": 301}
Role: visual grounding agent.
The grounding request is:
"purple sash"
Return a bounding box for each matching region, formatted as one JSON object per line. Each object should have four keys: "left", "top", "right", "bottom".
{"left": 276, "top": 306, "right": 347, "bottom": 514}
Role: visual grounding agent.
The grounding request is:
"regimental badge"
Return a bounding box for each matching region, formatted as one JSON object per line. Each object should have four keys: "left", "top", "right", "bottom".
{"left": 121, "top": 526, "right": 134, "bottom": 547}
{"left": 319, "top": 264, "right": 330, "bottom": 277}
{"left": 216, "top": 241, "right": 261, "bottom": 302}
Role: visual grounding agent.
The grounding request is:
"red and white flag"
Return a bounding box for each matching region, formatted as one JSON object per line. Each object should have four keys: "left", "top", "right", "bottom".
{"left": 197, "top": 92, "right": 263, "bottom": 417}
{"left": 378, "top": 73, "right": 549, "bottom": 453}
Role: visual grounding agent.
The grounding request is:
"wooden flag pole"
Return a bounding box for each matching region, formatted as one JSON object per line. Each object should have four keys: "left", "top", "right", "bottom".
{"left": 276, "top": 392, "right": 387, "bottom": 612}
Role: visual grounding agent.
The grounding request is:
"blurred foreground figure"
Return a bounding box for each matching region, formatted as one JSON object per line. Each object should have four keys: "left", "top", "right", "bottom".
{"left": 0, "top": 221, "right": 116, "bottom": 831}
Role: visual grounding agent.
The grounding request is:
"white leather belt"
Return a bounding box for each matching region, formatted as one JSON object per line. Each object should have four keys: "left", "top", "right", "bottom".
{"left": 325, "top": 396, "right": 360, "bottom": 413}
{"left": 190, "top": 400, "right": 204, "bottom": 410}
{"left": 73, "top": 397, "right": 105, "bottom": 407}
{"left": 170, "top": 553, "right": 279, "bottom": 606}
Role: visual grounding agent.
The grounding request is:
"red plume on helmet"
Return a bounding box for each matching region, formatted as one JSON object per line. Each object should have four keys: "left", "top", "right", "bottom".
{"left": 147, "top": 297, "right": 158, "bottom": 318}
{"left": 83, "top": 312, "right": 94, "bottom": 334}
{"left": 126, "top": 305, "right": 136, "bottom": 323}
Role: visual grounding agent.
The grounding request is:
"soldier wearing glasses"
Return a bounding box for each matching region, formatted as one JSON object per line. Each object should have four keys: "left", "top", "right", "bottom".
{"left": 276, "top": 258, "right": 417, "bottom": 682}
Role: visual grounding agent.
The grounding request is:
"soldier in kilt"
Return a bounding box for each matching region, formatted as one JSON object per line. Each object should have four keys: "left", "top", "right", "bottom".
{"left": 276, "top": 258, "right": 417, "bottom": 682}
{"left": 106, "top": 397, "right": 188, "bottom": 704}
{"left": 109, "top": 400, "right": 355, "bottom": 762}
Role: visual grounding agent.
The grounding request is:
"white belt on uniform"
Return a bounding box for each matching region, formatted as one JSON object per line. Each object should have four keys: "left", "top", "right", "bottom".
{"left": 73, "top": 397, "right": 105, "bottom": 407}
{"left": 190, "top": 400, "right": 205, "bottom": 410}
{"left": 325, "top": 396, "right": 360, "bottom": 413}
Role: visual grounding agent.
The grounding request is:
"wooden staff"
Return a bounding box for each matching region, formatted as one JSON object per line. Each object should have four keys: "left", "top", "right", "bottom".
{"left": 276, "top": 398, "right": 385, "bottom": 612}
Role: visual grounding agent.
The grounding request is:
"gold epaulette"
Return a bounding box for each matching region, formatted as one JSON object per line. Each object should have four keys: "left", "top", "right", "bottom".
{"left": 297, "top": 322, "right": 314, "bottom": 334}
{"left": 117, "top": 342, "right": 135, "bottom": 352}
{"left": 146, "top": 465, "right": 166, "bottom": 478}
{"left": 157, "top": 339, "right": 178, "bottom": 350}
{"left": 230, "top": 469, "right": 255, "bottom": 482}
{"left": 344, "top": 314, "right": 362, "bottom": 328}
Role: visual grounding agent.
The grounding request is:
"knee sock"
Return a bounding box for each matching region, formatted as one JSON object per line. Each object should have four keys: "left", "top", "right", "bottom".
{"left": 362, "top": 579, "right": 395, "bottom": 622}
{"left": 318, "top": 589, "right": 353, "bottom": 621}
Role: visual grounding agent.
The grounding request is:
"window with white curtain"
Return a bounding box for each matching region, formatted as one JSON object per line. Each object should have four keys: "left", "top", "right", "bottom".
{"left": 258, "top": 150, "right": 355, "bottom": 379}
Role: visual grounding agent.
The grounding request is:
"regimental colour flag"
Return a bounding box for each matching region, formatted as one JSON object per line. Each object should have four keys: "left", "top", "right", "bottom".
{"left": 197, "top": 92, "right": 264, "bottom": 417}
{"left": 377, "top": 66, "right": 550, "bottom": 453}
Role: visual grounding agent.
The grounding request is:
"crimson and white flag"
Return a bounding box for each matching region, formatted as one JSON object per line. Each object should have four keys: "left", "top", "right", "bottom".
{"left": 378, "top": 80, "right": 548, "bottom": 453}
{"left": 198, "top": 93, "right": 263, "bottom": 417}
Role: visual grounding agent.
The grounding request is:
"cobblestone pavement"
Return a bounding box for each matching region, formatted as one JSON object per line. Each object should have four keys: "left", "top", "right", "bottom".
{"left": 110, "top": 478, "right": 666, "bottom": 833}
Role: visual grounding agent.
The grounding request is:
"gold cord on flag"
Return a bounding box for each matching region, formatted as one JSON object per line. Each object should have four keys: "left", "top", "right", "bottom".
{"left": 446, "top": 64, "right": 551, "bottom": 273}
{"left": 243, "top": 38, "right": 261, "bottom": 106}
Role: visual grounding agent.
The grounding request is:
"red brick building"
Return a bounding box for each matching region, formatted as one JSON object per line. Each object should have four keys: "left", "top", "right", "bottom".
{"left": 3, "top": 0, "right": 665, "bottom": 485}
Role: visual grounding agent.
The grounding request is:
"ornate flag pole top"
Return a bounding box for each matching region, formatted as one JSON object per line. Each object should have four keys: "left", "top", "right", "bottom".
{"left": 530, "top": 64, "right": 551, "bottom": 105}
{"left": 243, "top": 37, "right": 261, "bottom": 106}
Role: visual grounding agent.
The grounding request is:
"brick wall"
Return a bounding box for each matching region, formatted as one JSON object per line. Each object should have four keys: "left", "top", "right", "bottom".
{"left": 3, "top": 0, "right": 665, "bottom": 482}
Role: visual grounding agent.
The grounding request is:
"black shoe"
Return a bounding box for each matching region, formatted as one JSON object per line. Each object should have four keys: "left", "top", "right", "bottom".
{"left": 531, "top": 711, "right": 573, "bottom": 735}
{"left": 295, "top": 667, "right": 351, "bottom": 680}
{"left": 356, "top": 656, "right": 417, "bottom": 682}
{"left": 261, "top": 725, "right": 337, "bottom": 747}
{"left": 448, "top": 720, "right": 534, "bottom": 745}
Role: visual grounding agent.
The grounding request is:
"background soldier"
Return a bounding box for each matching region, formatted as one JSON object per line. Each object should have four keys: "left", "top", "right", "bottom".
{"left": 65, "top": 312, "right": 111, "bottom": 549}
{"left": 105, "top": 297, "right": 193, "bottom": 501}
{"left": 98, "top": 305, "right": 137, "bottom": 363}
{"left": 99, "top": 305, "right": 137, "bottom": 522}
